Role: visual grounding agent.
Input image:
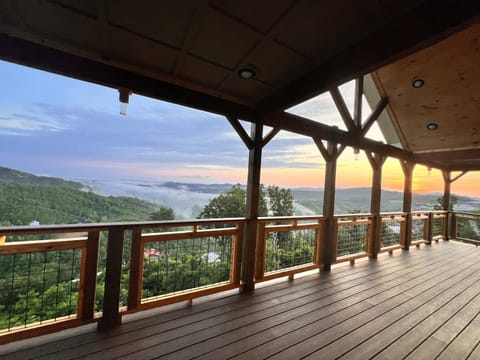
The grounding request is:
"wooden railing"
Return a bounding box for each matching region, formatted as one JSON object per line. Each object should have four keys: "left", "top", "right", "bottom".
{"left": 451, "top": 212, "right": 480, "bottom": 244}
{"left": 0, "top": 219, "right": 244, "bottom": 343}
{"left": 0, "top": 211, "right": 450, "bottom": 343}
{"left": 255, "top": 216, "right": 324, "bottom": 282}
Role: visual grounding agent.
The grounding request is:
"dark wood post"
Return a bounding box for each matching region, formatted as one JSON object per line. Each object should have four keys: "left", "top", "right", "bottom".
{"left": 98, "top": 227, "right": 125, "bottom": 331}
{"left": 442, "top": 170, "right": 451, "bottom": 240}
{"left": 319, "top": 141, "right": 338, "bottom": 271}
{"left": 242, "top": 122, "right": 263, "bottom": 292}
{"left": 78, "top": 231, "right": 100, "bottom": 321}
{"left": 426, "top": 212, "right": 434, "bottom": 244}
{"left": 401, "top": 161, "right": 414, "bottom": 250}
{"left": 366, "top": 153, "right": 386, "bottom": 258}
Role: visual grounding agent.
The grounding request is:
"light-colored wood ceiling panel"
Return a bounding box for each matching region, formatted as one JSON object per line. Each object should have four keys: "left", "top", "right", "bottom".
{"left": 210, "top": 0, "right": 294, "bottom": 34}
{"left": 189, "top": 8, "right": 259, "bottom": 70}
{"left": 375, "top": 24, "right": 480, "bottom": 152}
{"left": 106, "top": 0, "right": 193, "bottom": 49}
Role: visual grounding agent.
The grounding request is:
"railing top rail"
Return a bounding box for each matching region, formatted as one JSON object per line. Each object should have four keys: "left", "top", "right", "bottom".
{"left": 379, "top": 211, "right": 408, "bottom": 216}
{"left": 0, "top": 218, "right": 247, "bottom": 236}
{"left": 454, "top": 212, "right": 480, "bottom": 218}
{"left": 258, "top": 215, "right": 325, "bottom": 222}
{"left": 334, "top": 213, "right": 372, "bottom": 218}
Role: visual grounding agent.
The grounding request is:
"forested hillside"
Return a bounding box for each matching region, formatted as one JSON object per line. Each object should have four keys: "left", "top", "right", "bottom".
{"left": 0, "top": 168, "right": 161, "bottom": 226}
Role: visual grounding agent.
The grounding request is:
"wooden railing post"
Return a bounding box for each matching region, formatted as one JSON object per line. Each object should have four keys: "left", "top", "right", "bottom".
{"left": 450, "top": 212, "right": 457, "bottom": 239}
{"left": 231, "top": 222, "right": 244, "bottom": 286}
{"left": 366, "top": 152, "right": 386, "bottom": 259}
{"left": 127, "top": 227, "right": 143, "bottom": 311}
{"left": 400, "top": 161, "right": 414, "bottom": 250}
{"left": 98, "top": 227, "right": 125, "bottom": 332}
{"left": 426, "top": 213, "right": 433, "bottom": 244}
{"left": 254, "top": 221, "right": 266, "bottom": 281}
{"left": 78, "top": 230, "right": 100, "bottom": 321}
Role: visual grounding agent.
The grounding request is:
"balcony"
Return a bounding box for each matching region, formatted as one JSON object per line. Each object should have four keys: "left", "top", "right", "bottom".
{"left": 1, "top": 211, "right": 480, "bottom": 359}
{"left": 1, "top": 2, "right": 480, "bottom": 358}
{"left": 1, "top": 212, "right": 480, "bottom": 358}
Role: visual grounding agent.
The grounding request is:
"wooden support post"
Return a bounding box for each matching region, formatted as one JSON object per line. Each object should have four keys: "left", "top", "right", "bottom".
{"left": 98, "top": 227, "right": 124, "bottom": 332}
{"left": 442, "top": 170, "right": 451, "bottom": 240}
{"left": 366, "top": 152, "right": 385, "bottom": 259}
{"left": 242, "top": 122, "right": 263, "bottom": 292}
{"left": 78, "top": 231, "right": 100, "bottom": 321}
{"left": 127, "top": 227, "right": 143, "bottom": 311}
{"left": 401, "top": 161, "right": 414, "bottom": 250}
{"left": 319, "top": 141, "right": 338, "bottom": 271}
{"left": 231, "top": 222, "right": 244, "bottom": 286}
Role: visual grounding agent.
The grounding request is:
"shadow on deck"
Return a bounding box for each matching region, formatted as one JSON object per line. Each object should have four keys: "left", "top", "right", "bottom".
{"left": 2, "top": 241, "right": 480, "bottom": 360}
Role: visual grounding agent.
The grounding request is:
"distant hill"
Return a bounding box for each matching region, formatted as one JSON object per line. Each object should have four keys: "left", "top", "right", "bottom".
{"left": 0, "top": 166, "right": 84, "bottom": 190}
{"left": 292, "top": 187, "right": 480, "bottom": 215}
{"left": 0, "top": 167, "right": 160, "bottom": 226}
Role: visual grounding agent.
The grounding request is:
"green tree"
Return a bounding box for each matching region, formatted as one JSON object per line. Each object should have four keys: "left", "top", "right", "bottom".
{"left": 433, "top": 195, "right": 458, "bottom": 211}
{"left": 198, "top": 184, "right": 268, "bottom": 218}
{"left": 266, "top": 185, "right": 294, "bottom": 216}
{"left": 149, "top": 206, "right": 175, "bottom": 221}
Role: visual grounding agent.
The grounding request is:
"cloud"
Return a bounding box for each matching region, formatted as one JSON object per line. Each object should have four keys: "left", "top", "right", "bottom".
{"left": 0, "top": 111, "right": 68, "bottom": 135}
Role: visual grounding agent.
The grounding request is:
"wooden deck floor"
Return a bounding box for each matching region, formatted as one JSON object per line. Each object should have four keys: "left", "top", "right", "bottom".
{"left": 2, "top": 241, "right": 480, "bottom": 360}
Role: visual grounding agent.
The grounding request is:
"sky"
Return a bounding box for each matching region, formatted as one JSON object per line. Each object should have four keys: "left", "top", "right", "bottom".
{"left": 0, "top": 60, "right": 478, "bottom": 196}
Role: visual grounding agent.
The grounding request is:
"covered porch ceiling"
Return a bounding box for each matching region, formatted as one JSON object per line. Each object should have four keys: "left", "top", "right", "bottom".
{"left": 0, "top": 0, "right": 479, "bottom": 171}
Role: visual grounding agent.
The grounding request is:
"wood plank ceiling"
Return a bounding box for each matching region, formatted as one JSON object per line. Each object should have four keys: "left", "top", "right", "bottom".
{"left": 0, "top": 0, "right": 479, "bottom": 170}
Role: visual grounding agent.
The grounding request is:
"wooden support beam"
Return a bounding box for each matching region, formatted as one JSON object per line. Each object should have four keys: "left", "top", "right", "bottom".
{"left": 262, "top": 127, "right": 281, "bottom": 148}
{"left": 415, "top": 149, "right": 480, "bottom": 162}
{"left": 353, "top": 76, "right": 364, "bottom": 129}
{"left": 227, "top": 116, "right": 254, "bottom": 150}
{"left": 242, "top": 122, "right": 263, "bottom": 292}
{"left": 366, "top": 152, "right": 386, "bottom": 258}
{"left": 98, "top": 227, "right": 124, "bottom": 331}
{"left": 360, "top": 96, "right": 389, "bottom": 136}
{"left": 330, "top": 87, "right": 356, "bottom": 132}
{"left": 320, "top": 141, "right": 339, "bottom": 271}
{"left": 400, "top": 161, "right": 415, "bottom": 250}
{"left": 263, "top": 111, "right": 414, "bottom": 162}
{"left": 255, "top": 0, "right": 480, "bottom": 116}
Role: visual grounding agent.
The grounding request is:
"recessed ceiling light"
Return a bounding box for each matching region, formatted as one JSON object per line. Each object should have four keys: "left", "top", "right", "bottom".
{"left": 238, "top": 67, "right": 256, "bottom": 79}
{"left": 426, "top": 122, "right": 438, "bottom": 130}
{"left": 412, "top": 78, "right": 425, "bottom": 88}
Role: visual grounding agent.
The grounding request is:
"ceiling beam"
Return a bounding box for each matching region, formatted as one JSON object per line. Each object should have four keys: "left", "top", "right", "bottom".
{"left": 0, "top": 33, "right": 254, "bottom": 120}
{"left": 263, "top": 111, "right": 411, "bottom": 160}
{"left": 414, "top": 149, "right": 480, "bottom": 162}
{"left": 255, "top": 0, "right": 480, "bottom": 116}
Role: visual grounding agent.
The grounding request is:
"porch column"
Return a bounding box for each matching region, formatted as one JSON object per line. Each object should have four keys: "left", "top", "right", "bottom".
{"left": 442, "top": 170, "right": 451, "bottom": 240}
{"left": 315, "top": 140, "right": 339, "bottom": 271}
{"left": 401, "top": 161, "right": 414, "bottom": 250}
{"left": 366, "top": 152, "right": 386, "bottom": 258}
{"left": 242, "top": 122, "right": 263, "bottom": 292}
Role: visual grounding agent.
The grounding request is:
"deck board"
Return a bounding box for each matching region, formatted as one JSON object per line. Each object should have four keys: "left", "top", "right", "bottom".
{"left": 1, "top": 241, "right": 480, "bottom": 360}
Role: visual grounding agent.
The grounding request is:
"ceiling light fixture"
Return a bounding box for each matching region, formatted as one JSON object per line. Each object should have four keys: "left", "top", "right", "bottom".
{"left": 118, "top": 88, "right": 132, "bottom": 116}
{"left": 237, "top": 67, "right": 256, "bottom": 79}
{"left": 426, "top": 122, "right": 438, "bottom": 130}
{"left": 412, "top": 78, "right": 425, "bottom": 88}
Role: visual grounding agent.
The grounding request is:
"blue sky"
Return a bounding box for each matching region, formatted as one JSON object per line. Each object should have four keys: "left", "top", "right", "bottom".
{"left": 0, "top": 60, "right": 332, "bottom": 184}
